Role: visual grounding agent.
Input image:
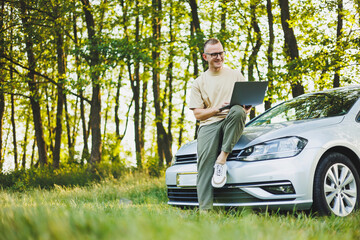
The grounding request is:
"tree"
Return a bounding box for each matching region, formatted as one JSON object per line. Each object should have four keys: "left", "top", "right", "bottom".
{"left": 152, "top": 0, "right": 172, "bottom": 166}
{"left": 19, "top": 0, "right": 48, "bottom": 167}
{"left": 52, "top": 0, "right": 67, "bottom": 168}
{"left": 11, "top": 94, "right": 18, "bottom": 169}
{"left": 333, "top": 0, "right": 343, "bottom": 88}
{"left": 80, "top": 0, "right": 103, "bottom": 164}
{"left": 187, "top": 0, "right": 206, "bottom": 70}
{"left": 0, "top": 0, "right": 359, "bottom": 173}
{"left": 219, "top": 0, "right": 230, "bottom": 45}
{"left": 278, "top": 0, "right": 304, "bottom": 98}
{"left": 265, "top": 0, "right": 275, "bottom": 110}
{"left": 21, "top": 107, "right": 31, "bottom": 169}
{"left": 248, "top": 0, "right": 263, "bottom": 119}
{"left": 0, "top": 0, "right": 6, "bottom": 170}
{"left": 164, "top": 0, "right": 175, "bottom": 159}
{"left": 120, "top": 0, "right": 146, "bottom": 169}
{"left": 71, "top": 6, "right": 90, "bottom": 162}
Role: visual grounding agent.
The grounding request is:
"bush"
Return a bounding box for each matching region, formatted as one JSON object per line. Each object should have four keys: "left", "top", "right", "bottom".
{"left": 0, "top": 162, "right": 129, "bottom": 191}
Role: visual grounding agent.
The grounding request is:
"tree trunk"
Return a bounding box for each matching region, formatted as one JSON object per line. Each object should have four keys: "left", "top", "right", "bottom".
{"left": 102, "top": 86, "right": 111, "bottom": 142}
{"left": 140, "top": 66, "right": 148, "bottom": 164}
{"left": 9, "top": 5, "right": 18, "bottom": 170}
{"left": 278, "top": 0, "right": 304, "bottom": 97}
{"left": 80, "top": 89, "right": 89, "bottom": 161}
{"left": 11, "top": 94, "right": 18, "bottom": 169}
{"left": 19, "top": 0, "right": 48, "bottom": 166}
{"left": 333, "top": 0, "right": 343, "bottom": 88}
{"left": 81, "top": 0, "right": 102, "bottom": 164}
{"left": 219, "top": 0, "right": 229, "bottom": 46}
{"left": 22, "top": 109, "right": 30, "bottom": 169}
{"left": 248, "top": 1, "right": 263, "bottom": 119}
{"left": 72, "top": 11, "right": 89, "bottom": 163}
{"left": 30, "top": 139, "right": 35, "bottom": 168}
{"left": 45, "top": 87, "right": 54, "bottom": 159}
{"left": 187, "top": 0, "right": 206, "bottom": 70}
{"left": 0, "top": 91, "right": 4, "bottom": 171}
{"left": 115, "top": 68, "right": 122, "bottom": 140}
{"left": 166, "top": 0, "right": 174, "bottom": 153}
{"left": 152, "top": 0, "right": 163, "bottom": 166}
{"left": 0, "top": 0, "right": 5, "bottom": 171}
{"left": 248, "top": 1, "right": 262, "bottom": 82}
{"left": 178, "top": 61, "right": 191, "bottom": 148}
{"left": 132, "top": 62, "right": 142, "bottom": 169}
{"left": 64, "top": 95, "right": 71, "bottom": 158}
{"left": 71, "top": 99, "right": 79, "bottom": 159}
{"left": 89, "top": 84, "right": 102, "bottom": 164}
{"left": 152, "top": 0, "right": 172, "bottom": 167}
{"left": 133, "top": 1, "right": 143, "bottom": 169}
{"left": 265, "top": 0, "right": 274, "bottom": 110}
{"left": 240, "top": 37, "right": 249, "bottom": 76}
{"left": 28, "top": 83, "right": 48, "bottom": 167}
{"left": 53, "top": 21, "right": 65, "bottom": 169}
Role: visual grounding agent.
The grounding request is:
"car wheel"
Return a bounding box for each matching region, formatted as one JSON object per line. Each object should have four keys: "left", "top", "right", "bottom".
{"left": 313, "top": 152, "right": 360, "bottom": 217}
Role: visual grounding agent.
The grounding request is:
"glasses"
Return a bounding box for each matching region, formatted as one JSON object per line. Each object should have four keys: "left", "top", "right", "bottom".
{"left": 205, "top": 51, "right": 226, "bottom": 58}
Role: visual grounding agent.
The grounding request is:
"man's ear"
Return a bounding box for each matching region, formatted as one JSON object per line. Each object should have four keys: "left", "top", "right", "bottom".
{"left": 202, "top": 53, "right": 208, "bottom": 61}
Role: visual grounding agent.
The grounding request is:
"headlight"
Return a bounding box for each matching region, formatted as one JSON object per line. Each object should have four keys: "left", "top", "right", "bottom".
{"left": 237, "top": 136, "right": 308, "bottom": 161}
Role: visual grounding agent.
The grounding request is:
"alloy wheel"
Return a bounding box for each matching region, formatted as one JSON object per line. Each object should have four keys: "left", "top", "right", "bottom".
{"left": 324, "top": 163, "right": 357, "bottom": 217}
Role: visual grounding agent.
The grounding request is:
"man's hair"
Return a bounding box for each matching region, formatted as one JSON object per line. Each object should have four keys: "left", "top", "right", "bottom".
{"left": 204, "top": 38, "right": 221, "bottom": 52}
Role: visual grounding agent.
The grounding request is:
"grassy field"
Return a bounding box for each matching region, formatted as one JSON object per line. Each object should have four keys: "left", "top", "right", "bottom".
{"left": 1, "top": 173, "right": 359, "bottom": 240}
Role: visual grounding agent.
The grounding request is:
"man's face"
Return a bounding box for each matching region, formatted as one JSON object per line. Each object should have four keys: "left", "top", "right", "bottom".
{"left": 203, "top": 42, "right": 225, "bottom": 70}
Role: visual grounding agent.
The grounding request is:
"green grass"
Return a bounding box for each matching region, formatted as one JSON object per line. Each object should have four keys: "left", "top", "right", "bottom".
{"left": 1, "top": 173, "right": 360, "bottom": 240}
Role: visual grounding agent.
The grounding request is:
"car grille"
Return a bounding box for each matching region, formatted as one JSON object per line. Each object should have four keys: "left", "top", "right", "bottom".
{"left": 167, "top": 185, "right": 261, "bottom": 204}
{"left": 226, "top": 150, "right": 241, "bottom": 161}
{"left": 175, "top": 154, "right": 197, "bottom": 165}
{"left": 174, "top": 150, "right": 242, "bottom": 165}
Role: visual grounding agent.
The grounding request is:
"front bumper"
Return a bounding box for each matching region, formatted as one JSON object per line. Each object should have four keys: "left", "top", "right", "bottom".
{"left": 165, "top": 147, "right": 321, "bottom": 210}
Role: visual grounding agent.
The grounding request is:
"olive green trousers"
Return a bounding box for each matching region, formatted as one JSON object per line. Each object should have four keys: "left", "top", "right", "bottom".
{"left": 196, "top": 105, "right": 246, "bottom": 210}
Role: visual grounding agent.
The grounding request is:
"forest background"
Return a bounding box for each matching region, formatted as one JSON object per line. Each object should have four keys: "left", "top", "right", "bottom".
{"left": 0, "top": 0, "right": 359, "bottom": 179}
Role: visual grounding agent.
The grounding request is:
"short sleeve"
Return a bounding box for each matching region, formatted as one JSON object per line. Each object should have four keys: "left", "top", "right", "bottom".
{"left": 188, "top": 80, "right": 205, "bottom": 109}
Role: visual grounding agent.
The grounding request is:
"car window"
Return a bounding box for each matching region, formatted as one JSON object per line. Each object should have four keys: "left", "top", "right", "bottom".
{"left": 249, "top": 88, "right": 360, "bottom": 126}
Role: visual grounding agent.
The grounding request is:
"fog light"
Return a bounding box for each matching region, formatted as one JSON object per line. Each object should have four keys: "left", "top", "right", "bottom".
{"left": 262, "top": 184, "right": 295, "bottom": 195}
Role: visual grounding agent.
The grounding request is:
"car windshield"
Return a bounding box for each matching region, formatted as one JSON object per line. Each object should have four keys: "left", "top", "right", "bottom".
{"left": 248, "top": 87, "right": 360, "bottom": 126}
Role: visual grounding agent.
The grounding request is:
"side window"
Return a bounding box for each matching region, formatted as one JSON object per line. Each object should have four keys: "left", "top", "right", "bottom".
{"left": 357, "top": 112, "right": 360, "bottom": 122}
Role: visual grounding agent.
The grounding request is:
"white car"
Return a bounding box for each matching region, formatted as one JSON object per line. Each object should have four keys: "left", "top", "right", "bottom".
{"left": 166, "top": 86, "right": 360, "bottom": 216}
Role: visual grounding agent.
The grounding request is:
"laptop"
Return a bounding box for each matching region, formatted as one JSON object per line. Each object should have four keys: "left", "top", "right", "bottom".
{"left": 219, "top": 81, "right": 268, "bottom": 111}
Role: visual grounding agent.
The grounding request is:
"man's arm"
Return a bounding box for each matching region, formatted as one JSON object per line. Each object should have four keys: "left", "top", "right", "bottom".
{"left": 192, "top": 104, "right": 252, "bottom": 121}
{"left": 191, "top": 102, "right": 229, "bottom": 121}
{"left": 192, "top": 107, "right": 221, "bottom": 121}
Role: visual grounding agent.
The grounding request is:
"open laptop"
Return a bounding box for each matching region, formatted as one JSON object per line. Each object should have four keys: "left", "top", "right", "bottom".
{"left": 219, "top": 81, "right": 268, "bottom": 111}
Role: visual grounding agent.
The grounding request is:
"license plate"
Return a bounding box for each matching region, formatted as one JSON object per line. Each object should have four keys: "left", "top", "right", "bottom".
{"left": 177, "top": 172, "right": 197, "bottom": 187}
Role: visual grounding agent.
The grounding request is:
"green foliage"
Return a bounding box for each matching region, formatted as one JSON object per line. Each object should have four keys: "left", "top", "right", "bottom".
{"left": 144, "top": 154, "right": 164, "bottom": 177}
{"left": 1, "top": 0, "right": 360, "bottom": 172}
{"left": 0, "top": 163, "right": 128, "bottom": 191}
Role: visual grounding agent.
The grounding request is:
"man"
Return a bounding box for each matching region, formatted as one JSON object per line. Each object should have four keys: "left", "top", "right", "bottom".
{"left": 188, "top": 38, "right": 250, "bottom": 211}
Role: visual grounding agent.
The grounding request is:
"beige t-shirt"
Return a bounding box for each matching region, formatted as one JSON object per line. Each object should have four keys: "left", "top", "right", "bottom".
{"left": 189, "top": 67, "right": 245, "bottom": 126}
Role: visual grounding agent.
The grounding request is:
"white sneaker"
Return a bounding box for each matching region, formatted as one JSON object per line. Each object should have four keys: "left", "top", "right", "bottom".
{"left": 211, "top": 163, "right": 227, "bottom": 188}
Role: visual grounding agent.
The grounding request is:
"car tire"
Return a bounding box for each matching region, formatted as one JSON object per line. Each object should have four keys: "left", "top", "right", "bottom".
{"left": 313, "top": 152, "right": 360, "bottom": 217}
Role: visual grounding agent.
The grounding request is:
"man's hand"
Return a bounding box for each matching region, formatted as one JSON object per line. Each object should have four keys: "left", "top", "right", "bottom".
{"left": 218, "top": 102, "right": 230, "bottom": 112}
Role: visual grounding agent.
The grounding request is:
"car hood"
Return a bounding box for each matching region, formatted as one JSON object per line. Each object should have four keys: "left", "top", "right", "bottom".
{"left": 235, "top": 116, "right": 344, "bottom": 149}
{"left": 175, "top": 116, "right": 345, "bottom": 156}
